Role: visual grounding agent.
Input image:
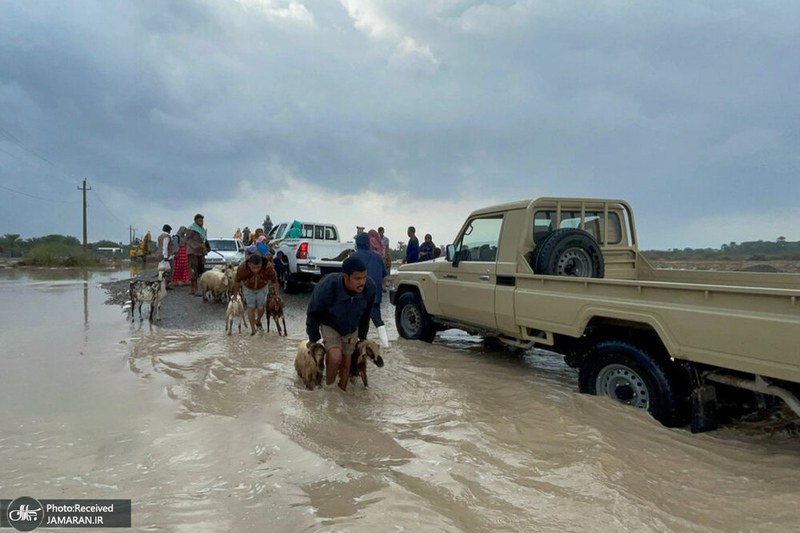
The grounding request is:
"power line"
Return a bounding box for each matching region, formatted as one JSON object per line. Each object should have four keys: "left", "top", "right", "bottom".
{"left": 0, "top": 124, "right": 80, "bottom": 186}
{"left": 0, "top": 125, "right": 132, "bottom": 236}
{"left": 0, "top": 146, "right": 29, "bottom": 164}
{"left": 0, "top": 183, "right": 80, "bottom": 204}
{"left": 92, "top": 185, "right": 128, "bottom": 229}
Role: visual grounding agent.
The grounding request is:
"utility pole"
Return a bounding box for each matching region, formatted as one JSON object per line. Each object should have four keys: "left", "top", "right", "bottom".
{"left": 78, "top": 179, "right": 91, "bottom": 252}
{"left": 129, "top": 225, "right": 136, "bottom": 245}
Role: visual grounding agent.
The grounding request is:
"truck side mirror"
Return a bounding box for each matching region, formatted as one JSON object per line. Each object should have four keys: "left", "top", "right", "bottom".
{"left": 449, "top": 245, "right": 466, "bottom": 268}
{"left": 446, "top": 244, "right": 455, "bottom": 262}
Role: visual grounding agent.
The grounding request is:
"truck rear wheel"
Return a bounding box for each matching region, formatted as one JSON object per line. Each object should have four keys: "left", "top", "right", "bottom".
{"left": 279, "top": 268, "right": 298, "bottom": 293}
{"left": 578, "top": 340, "right": 689, "bottom": 427}
{"left": 533, "top": 229, "right": 604, "bottom": 278}
{"left": 395, "top": 292, "right": 436, "bottom": 342}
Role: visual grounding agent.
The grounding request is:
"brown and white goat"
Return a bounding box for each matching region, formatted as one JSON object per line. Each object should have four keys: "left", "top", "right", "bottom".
{"left": 349, "top": 339, "right": 383, "bottom": 388}
{"left": 129, "top": 271, "right": 167, "bottom": 321}
{"left": 225, "top": 293, "right": 245, "bottom": 335}
{"left": 295, "top": 340, "right": 326, "bottom": 390}
{"left": 267, "top": 292, "right": 287, "bottom": 336}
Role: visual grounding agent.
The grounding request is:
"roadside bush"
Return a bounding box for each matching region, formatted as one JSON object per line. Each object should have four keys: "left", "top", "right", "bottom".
{"left": 25, "top": 243, "right": 98, "bottom": 267}
{"left": 64, "top": 252, "right": 98, "bottom": 267}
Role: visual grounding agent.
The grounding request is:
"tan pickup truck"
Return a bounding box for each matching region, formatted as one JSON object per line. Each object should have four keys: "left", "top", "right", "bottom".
{"left": 390, "top": 197, "right": 800, "bottom": 430}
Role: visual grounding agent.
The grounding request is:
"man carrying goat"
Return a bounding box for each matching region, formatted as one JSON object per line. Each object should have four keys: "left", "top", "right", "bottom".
{"left": 306, "top": 256, "right": 377, "bottom": 391}
{"left": 232, "top": 254, "right": 279, "bottom": 336}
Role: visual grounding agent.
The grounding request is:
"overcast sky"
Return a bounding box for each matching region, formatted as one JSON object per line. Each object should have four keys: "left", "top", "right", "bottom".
{"left": 1, "top": 0, "right": 799, "bottom": 250}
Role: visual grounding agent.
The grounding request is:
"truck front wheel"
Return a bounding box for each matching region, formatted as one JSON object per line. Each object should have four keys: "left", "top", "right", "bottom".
{"left": 395, "top": 292, "right": 436, "bottom": 342}
{"left": 578, "top": 340, "right": 689, "bottom": 427}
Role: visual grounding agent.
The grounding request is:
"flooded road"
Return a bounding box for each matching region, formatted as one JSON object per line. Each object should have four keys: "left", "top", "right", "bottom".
{"left": 2, "top": 268, "right": 800, "bottom": 532}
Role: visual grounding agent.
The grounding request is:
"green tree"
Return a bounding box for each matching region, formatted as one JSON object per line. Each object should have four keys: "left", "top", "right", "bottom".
{"left": 1, "top": 233, "right": 21, "bottom": 256}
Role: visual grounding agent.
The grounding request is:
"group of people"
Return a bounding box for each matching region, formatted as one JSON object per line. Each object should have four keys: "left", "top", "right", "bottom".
{"left": 155, "top": 213, "right": 211, "bottom": 294}
{"left": 151, "top": 217, "right": 441, "bottom": 390}
{"left": 234, "top": 226, "right": 272, "bottom": 247}
{"left": 353, "top": 226, "right": 392, "bottom": 276}
{"left": 156, "top": 214, "right": 281, "bottom": 336}
{"left": 404, "top": 226, "right": 438, "bottom": 263}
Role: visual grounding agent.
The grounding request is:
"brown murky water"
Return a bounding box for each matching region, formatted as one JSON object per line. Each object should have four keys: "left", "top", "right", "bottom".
{"left": 2, "top": 268, "right": 800, "bottom": 532}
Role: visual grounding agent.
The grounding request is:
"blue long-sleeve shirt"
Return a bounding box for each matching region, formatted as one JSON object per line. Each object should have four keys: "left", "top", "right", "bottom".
{"left": 406, "top": 236, "right": 420, "bottom": 263}
{"left": 306, "top": 272, "right": 377, "bottom": 342}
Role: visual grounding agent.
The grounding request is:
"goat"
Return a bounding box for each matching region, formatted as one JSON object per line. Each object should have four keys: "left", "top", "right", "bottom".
{"left": 267, "top": 292, "right": 287, "bottom": 336}
{"left": 225, "top": 293, "right": 245, "bottom": 335}
{"left": 199, "top": 270, "right": 230, "bottom": 303}
{"left": 223, "top": 263, "right": 236, "bottom": 301}
{"left": 295, "top": 340, "right": 326, "bottom": 390}
{"left": 212, "top": 263, "right": 237, "bottom": 301}
{"left": 129, "top": 271, "right": 167, "bottom": 321}
{"left": 349, "top": 339, "right": 383, "bottom": 388}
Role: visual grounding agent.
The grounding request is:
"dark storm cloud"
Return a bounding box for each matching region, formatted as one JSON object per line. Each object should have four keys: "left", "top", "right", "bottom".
{"left": 1, "top": 0, "right": 799, "bottom": 247}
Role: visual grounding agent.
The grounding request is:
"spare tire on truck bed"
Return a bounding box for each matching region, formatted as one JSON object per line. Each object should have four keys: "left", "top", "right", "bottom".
{"left": 532, "top": 228, "right": 604, "bottom": 278}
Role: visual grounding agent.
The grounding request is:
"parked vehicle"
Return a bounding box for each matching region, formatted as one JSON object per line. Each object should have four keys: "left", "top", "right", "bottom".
{"left": 269, "top": 221, "right": 353, "bottom": 292}
{"left": 205, "top": 238, "right": 245, "bottom": 268}
{"left": 391, "top": 197, "right": 800, "bottom": 431}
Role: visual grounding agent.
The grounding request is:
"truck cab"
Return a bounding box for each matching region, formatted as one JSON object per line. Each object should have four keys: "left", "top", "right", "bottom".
{"left": 393, "top": 198, "right": 636, "bottom": 338}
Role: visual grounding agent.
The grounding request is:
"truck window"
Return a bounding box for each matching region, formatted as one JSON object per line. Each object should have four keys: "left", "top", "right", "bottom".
{"left": 314, "top": 225, "right": 324, "bottom": 240}
{"left": 534, "top": 211, "right": 622, "bottom": 245}
{"left": 271, "top": 224, "right": 287, "bottom": 240}
{"left": 325, "top": 226, "right": 337, "bottom": 240}
{"left": 455, "top": 215, "right": 503, "bottom": 262}
{"left": 302, "top": 224, "right": 314, "bottom": 239}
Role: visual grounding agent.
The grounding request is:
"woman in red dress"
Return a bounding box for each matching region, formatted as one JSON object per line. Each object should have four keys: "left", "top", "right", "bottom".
{"left": 171, "top": 226, "right": 190, "bottom": 286}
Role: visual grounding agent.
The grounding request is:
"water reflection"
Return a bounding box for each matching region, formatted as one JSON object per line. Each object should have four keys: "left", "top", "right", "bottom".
{"left": 82, "top": 269, "right": 90, "bottom": 330}
{"left": 129, "top": 264, "right": 144, "bottom": 279}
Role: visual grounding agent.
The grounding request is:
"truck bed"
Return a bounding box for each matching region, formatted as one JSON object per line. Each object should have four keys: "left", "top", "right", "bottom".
{"left": 512, "top": 259, "right": 800, "bottom": 382}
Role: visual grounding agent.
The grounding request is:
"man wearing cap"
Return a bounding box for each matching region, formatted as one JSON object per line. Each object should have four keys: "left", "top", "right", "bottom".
{"left": 157, "top": 224, "right": 175, "bottom": 289}
{"left": 232, "top": 254, "right": 279, "bottom": 335}
{"left": 306, "top": 256, "right": 377, "bottom": 390}
{"left": 183, "top": 214, "right": 211, "bottom": 296}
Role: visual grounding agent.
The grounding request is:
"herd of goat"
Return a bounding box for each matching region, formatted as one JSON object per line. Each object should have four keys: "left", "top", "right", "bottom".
{"left": 127, "top": 262, "right": 286, "bottom": 336}
{"left": 126, "top": 261, "right": 383, "bottom": 391}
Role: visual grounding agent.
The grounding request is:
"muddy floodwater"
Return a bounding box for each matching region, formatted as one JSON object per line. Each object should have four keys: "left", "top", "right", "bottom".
{"left": 2, "top": 267, "right": 800, "bottom": 532}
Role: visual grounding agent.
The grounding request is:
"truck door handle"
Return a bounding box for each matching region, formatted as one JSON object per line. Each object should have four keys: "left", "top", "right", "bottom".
{"left": 479, "top": 275, "right": 490, "bottom": 281}
{"left": 443, "top": 274, "right": 458, "bottom": 279}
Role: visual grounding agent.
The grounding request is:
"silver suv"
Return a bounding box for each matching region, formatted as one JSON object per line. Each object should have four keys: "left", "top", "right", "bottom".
{"left": 205, "top": 238, "right": 245, "bottom": 267}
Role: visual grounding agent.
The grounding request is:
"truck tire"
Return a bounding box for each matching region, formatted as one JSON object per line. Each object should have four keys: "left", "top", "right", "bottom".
{"left": 395, "top": 292, "right": 436, "bottom": 342}
{"left": 578, "top": 340, "right": 689, "bottom": 427}
{"left": 532, "top": 228, "right": 604, "bottom": 278}
{"left": 279, "top": 267, "right": 298, "bottom": 293}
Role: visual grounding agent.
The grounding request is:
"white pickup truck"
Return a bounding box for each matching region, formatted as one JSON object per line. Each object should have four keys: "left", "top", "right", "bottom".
{"left": 269, "top": 221, "right": 354, "bottom": 292}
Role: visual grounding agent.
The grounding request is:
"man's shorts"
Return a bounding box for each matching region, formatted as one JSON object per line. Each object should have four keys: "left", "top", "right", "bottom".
{"left": 188, "top": 254, "right": 205, "bottom": 282}
{"left": 320, "top": 325, "right": 358, "bottom": 357}
{"left": 243, "top": 286, "right": 268, "bottom": 309}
